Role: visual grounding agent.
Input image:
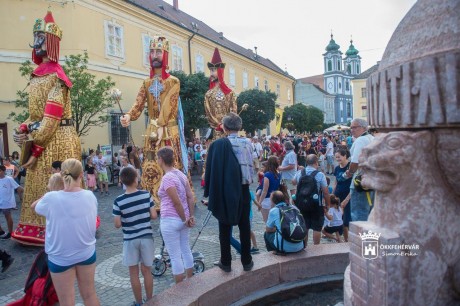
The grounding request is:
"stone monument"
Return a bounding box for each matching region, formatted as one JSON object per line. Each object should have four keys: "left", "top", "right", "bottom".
{"left": 344, "top": 0, "right": 460, "bottom": 305}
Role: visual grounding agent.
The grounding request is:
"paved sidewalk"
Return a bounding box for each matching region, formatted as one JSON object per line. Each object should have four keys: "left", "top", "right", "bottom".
{"left": 0, "top": 174, "right": 337, "bottom": 306}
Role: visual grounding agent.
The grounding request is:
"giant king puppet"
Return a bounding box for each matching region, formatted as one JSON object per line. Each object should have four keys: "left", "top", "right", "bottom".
{"left": 204, "top": 48, "right": 237, "bottom": 140}
{"left": 12, "top": 12, "right": 81, "bottom": 245}
{"left": 120, "top": 36, "right": 189, "bottom": 210}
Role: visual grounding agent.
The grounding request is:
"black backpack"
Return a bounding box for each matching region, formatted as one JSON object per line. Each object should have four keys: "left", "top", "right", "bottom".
{"left": 277, "top": 204, "right": 307, "bottom": 247}
{"left": 295, "top": 169, "right": 321, "bottom": 212}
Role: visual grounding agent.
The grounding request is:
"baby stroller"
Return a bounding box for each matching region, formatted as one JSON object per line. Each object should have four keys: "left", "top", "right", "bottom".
{"left": 7, "top": 250, "right": 59, "bottom": 306}
{"left": 151, "top": 211, "right": 212, "bottom": 276}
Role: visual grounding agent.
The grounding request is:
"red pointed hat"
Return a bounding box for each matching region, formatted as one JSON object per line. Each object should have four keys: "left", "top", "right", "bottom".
{"left": 207, "top": 48, "right": 226, "bottom": 69}
{"left": 208, "top": 47, "right": 231, "bottom": 95}
{"left": 44, "top": 11, "right": 55, "bottom": 23}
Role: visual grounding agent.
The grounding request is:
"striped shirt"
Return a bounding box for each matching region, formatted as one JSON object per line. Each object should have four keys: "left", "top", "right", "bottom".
{"left": 113, "top": 190, "right": 154, "bottom": 241}
{"left": 227, "top": 133, "right": 254, "bottom": 185}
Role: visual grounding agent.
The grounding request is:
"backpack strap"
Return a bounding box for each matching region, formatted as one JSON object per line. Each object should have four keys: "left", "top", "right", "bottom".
{"left": 310, "top": 170, "right": 319, "bottom": 179}
{"left": 276, "top": 203, "right": 286, "bottom": 252}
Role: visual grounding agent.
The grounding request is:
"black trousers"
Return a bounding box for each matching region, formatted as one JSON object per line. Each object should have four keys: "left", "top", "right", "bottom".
{"left": 218, "top": 184, "right": 252, "bottom": 266}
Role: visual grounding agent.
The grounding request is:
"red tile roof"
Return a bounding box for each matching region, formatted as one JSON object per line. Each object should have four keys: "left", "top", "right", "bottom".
{"left": 128, "top": 0, "right": 294, "bottom": 80}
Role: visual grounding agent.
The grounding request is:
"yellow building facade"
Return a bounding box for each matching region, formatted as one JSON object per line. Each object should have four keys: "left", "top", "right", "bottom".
{"left": 0, "top": 0, "right": 294, "bottom": 156}
{"left": 351, "top": 63, "right": 379, "bottom": 121}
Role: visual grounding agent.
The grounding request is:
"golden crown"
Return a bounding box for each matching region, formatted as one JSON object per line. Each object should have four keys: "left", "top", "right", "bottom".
{"left": 33, "top": 18, "right": 63, "bottom": 40}
{"left": 149, "top": 36, "right": 169, "bottom": 52}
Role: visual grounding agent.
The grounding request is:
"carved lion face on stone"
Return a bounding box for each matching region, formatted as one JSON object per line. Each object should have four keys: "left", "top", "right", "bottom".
{"left": 359, "top": 131, "right": 433, "bottom": 192}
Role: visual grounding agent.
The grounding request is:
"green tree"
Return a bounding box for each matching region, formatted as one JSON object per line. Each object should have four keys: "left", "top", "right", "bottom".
{"left": 282, "top": 103, "right": 324, "bottom": 133}
{"left": 63, "top": 52, "right": 115, "bottom": 137}
{"left": 237, "top": 89, "right": 276, "bottom": 136}
{"left": 9, "top": 52, "right": 115, "bottom": 137}
{"left": 170, "top": 71, "right": 209, "bottom": 139}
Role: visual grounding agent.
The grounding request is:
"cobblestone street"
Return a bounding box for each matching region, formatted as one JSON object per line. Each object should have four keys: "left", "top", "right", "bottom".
{"left": 0, "top": 174, "right": 336, "bottom": 306}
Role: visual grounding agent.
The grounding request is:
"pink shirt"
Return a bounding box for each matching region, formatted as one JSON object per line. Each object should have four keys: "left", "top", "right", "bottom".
{"left": 158, "top": 169, "right": 190, "bottom": 219}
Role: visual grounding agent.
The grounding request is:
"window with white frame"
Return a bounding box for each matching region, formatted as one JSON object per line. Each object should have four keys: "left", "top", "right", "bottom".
{"left": 264, "top": 80, "right": 269, "bottom": 91}
{"left": 229, "top": 66, "right": 236, "bottom": 87}
{"left": 361, "top": 87, "right": 367, "bottom": 98}
{"left": 276, "top": 83, "right": 280, "bottom": 97}
{"left": 254, "top": 76, "right": 259, "bottom": 89}
{"left": 142, "top": 34, "right": 152, "bottom": 66}
{"left": 242, "top": 71, "right": 248, "bottom": 89}
{"left": 171, "top": 45, "right": 183, "bottom": 71}
{"left": 105, "top": 21, "right": 124, "bottom": 59}
{"left": 287, "top": 88, "right": 291, "bottom": 101}
{"left": 195, "top": 54, "right": 204, "bottom": 73}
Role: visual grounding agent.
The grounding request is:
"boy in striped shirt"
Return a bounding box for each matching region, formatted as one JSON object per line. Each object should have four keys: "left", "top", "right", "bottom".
{"left": 113, "top": 167, "right": 157, "bottom": 306}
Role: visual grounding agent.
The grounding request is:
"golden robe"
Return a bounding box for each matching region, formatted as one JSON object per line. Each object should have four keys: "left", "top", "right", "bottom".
{"left": 204, "top": 86, "right": 237, "bottom": 140}
{"left": 127, "top": 75, "right": 186, "bottom": 210}
{"left": 12, "top": 73, "right": 81, "bottom": 246}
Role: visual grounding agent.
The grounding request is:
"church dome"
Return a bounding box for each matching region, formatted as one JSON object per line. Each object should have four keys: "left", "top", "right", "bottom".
{"left": 346, "top": 40, "right": 359, "bottom": 56}
{"left": 325, "top": 34, "right": 340, "bottom": 52}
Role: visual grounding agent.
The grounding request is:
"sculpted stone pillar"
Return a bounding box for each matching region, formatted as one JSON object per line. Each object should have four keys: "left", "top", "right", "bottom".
{"left": 344, "top": 0, "right": 460, "bottom": 305}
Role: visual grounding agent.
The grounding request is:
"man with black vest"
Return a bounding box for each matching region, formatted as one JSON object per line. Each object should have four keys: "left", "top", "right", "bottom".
{"left": 204, "top": 113, "right": 254, "bottom": 272}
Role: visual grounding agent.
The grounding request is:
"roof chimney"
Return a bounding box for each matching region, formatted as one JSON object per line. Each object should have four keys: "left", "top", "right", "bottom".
{"left": 173, "top": 0, "right": 179, "bottom": 10}
{"left": 219, "top": 32, "right": 224, "bottom": 39}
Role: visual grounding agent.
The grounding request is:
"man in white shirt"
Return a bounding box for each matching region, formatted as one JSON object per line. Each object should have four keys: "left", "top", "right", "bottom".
{"left": 251, "top": 136, "right": 263, "bottom": 173}
{"left": 345, "top": 118, "right": 374, "bottom": 221}
{"left": 325, "top": 136, "right": 334, "bottom": 174}
{"left": 279, "top": 141, "right": 297, "bottom": 200}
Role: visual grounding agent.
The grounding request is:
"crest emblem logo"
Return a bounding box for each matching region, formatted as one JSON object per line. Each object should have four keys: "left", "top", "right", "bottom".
{"left": 359, "top": 230, "right": 381, "bottom": 260}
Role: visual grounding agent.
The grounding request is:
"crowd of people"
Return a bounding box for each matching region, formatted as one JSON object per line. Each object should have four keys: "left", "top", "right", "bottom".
{"left": 0, "top": 115, "right": 377, "bottom": 305}
{"left": 0, "top": 16, "right": 383, "bottom": 304}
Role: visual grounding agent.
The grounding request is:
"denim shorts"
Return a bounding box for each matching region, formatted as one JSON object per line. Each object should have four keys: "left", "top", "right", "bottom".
{"left": 0, "top": 209, "right": 12, "bottom": 215}
{"left": 324, "top": 225, "right": 344, "bottom": 235}
{"left": 48, "top": 251, "right": 96, "bottom": 273}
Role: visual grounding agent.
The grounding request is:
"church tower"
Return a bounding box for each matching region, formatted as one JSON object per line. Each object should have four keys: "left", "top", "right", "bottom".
{"left": 344, "top": 39, "right": 361, "bottom": 76}
{"left": 323, "top": 34, "right": 359, "bottom": 123}
{"left": 323, "top": 34, "right": 342, "bottom": 95}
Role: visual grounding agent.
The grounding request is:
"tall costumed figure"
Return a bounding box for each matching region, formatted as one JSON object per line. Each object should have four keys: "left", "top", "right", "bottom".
{"left": 120, "top": 36, "right": 189, "bottom": 210}
{"left": 12, "top": 11, "right": 81, "bottom": 245}
{"left": 204, "top": 48, "right": 237, "bottom": 141}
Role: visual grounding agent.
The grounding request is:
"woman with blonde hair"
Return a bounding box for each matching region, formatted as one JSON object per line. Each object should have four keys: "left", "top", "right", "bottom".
{"left": 34, "top": 158, "right": 100, "bottom": 306}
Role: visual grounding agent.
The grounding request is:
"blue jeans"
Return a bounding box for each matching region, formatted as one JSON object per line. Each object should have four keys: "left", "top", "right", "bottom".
{"left": 230, "top": 227, "right": 241, "bottom": 254}
{"left": 350, "top": 189, "right": 374, "bottom": 221}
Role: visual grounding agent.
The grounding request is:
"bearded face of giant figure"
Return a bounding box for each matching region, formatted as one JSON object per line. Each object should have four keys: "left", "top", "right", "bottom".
{"left": 31, "top": 31, "right": 47, "bottom": 58}
{"left": 150, "top": 48, "right": 163, "bottom": 69}
{"left": 209, "top": 67, "right": 218, "bottom": 83}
